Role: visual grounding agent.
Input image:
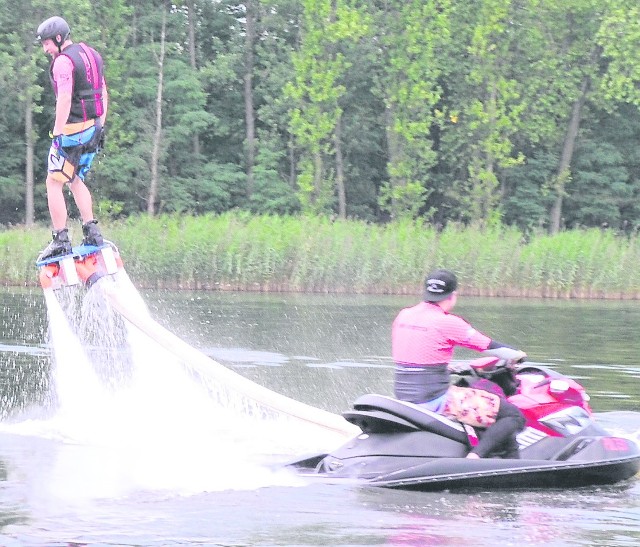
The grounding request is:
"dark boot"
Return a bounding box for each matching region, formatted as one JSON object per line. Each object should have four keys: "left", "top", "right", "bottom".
{"left": 38, "top": 228, "right": 72, "bottom": 261}
{"left": 81, "top": 219, "right": 104, "bottom": 247}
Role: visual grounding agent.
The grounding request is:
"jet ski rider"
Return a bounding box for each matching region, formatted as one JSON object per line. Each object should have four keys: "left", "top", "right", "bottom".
{"left": 392, "top": 269, "right": 527, "bottom": 459}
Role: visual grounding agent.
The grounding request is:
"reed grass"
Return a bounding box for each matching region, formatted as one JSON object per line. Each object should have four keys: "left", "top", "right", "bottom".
{"left": 2, "top": 213, "right": 639, "bottom": 298}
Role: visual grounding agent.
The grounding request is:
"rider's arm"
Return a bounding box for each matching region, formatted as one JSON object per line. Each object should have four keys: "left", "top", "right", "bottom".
{"left": 482, "top": 340, "right": 527, "bottom": 362}
{"left": 443, "top": 314, "right": 526, "bottom": 362}
{"left": 53, "top": 92, "right": 72, "bottom": 135}
{"left": 52, "top": 56, "right": 74, "bottom": 135}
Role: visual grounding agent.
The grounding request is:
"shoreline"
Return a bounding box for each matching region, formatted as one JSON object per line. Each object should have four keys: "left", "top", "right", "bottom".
{"left": 2, "top": 213, "right": 639, "bottom": 300}
{"left": 6, "top": 279, "right": 639, "bottom": 301}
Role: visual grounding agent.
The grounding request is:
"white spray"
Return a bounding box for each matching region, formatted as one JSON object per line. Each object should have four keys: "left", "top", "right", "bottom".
{"left": 4, "top": 273, "right": 344, "bottom": 501}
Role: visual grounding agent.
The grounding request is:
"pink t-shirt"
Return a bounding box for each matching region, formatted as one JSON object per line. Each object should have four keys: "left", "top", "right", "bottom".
{"left": 392, "top": 301, "right": 491, "bottom": 366}
{"left": 52, "top": 54, "right": 74, "bottom": 95}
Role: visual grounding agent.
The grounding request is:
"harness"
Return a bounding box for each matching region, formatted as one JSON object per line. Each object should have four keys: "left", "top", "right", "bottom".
{"left": 50, "top": 43, "right": 104, "bottom": 123}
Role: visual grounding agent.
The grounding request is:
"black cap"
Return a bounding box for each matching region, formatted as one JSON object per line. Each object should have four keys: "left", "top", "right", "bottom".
{"left": 424, "top": 269, "right": 458, "bottom": 302}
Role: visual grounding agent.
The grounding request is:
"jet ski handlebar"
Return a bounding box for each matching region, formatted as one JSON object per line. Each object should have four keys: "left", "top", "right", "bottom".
{"left": 449, "top": 356, "right": 515, "bottom": 376}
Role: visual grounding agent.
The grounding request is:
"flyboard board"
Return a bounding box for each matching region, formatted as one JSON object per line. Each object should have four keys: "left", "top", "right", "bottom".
{"left": 36, "top": 242, "right": 123, "bottom": 290}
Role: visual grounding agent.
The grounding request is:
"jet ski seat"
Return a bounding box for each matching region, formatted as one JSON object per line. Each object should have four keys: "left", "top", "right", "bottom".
{"left": 348, "top": 394, "right": 470, "bottom": 444}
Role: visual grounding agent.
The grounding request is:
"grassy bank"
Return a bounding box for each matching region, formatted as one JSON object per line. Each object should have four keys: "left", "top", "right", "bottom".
{"left": 2, "top": 212, "right": 640, "bottom": 298}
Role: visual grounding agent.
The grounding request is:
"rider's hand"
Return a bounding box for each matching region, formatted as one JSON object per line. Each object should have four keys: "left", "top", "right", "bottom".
{"left": 49, "top": 132, "right": 63, "bottom": 150}
{"left": 448, "top": 361, "right": 470, "bottom": 374}
{"left": 508, "top": 350, "right": 527, "bottom": 364}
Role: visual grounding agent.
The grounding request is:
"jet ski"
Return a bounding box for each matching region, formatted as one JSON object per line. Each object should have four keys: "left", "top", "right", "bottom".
{"left": 289, "top": 358, "right": 640, "bottom": 490}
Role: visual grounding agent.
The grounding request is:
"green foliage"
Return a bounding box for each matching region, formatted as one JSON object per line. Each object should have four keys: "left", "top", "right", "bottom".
{"left": 249, "top": 148, "right": 301, "bottom": 215}
{"left": 2, "top": 0, "right": 640, "bottom": 234}
{"left": 284, "top": 0, "right": 369, "bottom": 214}
{"left": 597, "top": 2, "right": 640, "bottom": 106}
{"left": 502, "top": 152, "right": 558, "bottom": 232}
{"left": 0, "top": 176, "right": 25, "bottom": 225}
{"left": 370, "top": 0, "right": 451, "bottom": 219}
{"left": 566, "top": 140, "right": 630, "bottom": 228}
{"left": 378, "top": 181, "right": 430, "bottom": 220}
{"left": 444, "top": 0, "right": 529, "bottom": 223}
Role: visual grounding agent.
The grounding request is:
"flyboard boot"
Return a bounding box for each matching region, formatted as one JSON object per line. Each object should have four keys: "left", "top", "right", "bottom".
{"left": 81, "top": 219, "right": 104, "bottom": 247}
{"left": 37, "top": 228, "right": 72, "bottom": 262}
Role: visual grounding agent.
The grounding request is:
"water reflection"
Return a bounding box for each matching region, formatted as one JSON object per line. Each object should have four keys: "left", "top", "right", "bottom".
{"left": 358, "top": 482, "right": 640, "bottom": 546}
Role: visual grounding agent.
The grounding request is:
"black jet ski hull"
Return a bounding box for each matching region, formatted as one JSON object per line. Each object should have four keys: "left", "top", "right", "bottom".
{"left": 293, "top": 453, "right": 640, "bottom": 491}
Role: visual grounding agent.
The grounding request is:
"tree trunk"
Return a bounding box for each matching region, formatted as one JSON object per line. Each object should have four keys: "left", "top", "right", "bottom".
{"left": 288, "top": 135, "right": 296, "bottom": 188}
{"left": 148, "top": 8, "right": 166, "bottom": 216}
{"left": 313, "top": 151, "right": 323, "bottom": 205}
{"left": 483, "top": 85, "right": 497, "bottom": 220}
{"left": 385, "top": 101, "right": 402, "bottom": 217}
{"left": 550, "top": 76, "right": 590, "bottom": 234}
{"left": 244, "top": 0, "right": 257, "bottom": 198}
{"left": 24, "top": 95, "right": 34, "bottom": 227}
{"left": 335, "top": 114, "right": 346, "bottom": 219}
{"left": 186, "top": 0, "right": 201, "bottom": 157}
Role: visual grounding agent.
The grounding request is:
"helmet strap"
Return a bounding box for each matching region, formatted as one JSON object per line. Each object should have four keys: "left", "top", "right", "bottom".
{"left": 55, "top": 34, "right": 66, "bottom": 53}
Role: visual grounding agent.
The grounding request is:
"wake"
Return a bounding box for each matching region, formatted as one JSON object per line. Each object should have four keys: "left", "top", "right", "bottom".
{"left": 0, "top": 271, "right": 355, "bottom": 498}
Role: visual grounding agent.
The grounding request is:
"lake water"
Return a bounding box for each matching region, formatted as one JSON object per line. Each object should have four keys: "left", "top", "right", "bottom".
{"left": 0, "top": 280, "right": 638, "bottom": 546}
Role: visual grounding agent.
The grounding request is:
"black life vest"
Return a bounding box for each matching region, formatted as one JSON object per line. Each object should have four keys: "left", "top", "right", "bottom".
{"left": 50, "top": 42, "right": 105, "bottom": 124}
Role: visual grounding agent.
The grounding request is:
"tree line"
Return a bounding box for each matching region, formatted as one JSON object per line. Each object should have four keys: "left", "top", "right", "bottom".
{"left": 1, "top": 0, "right": 639, "bottom": 234}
